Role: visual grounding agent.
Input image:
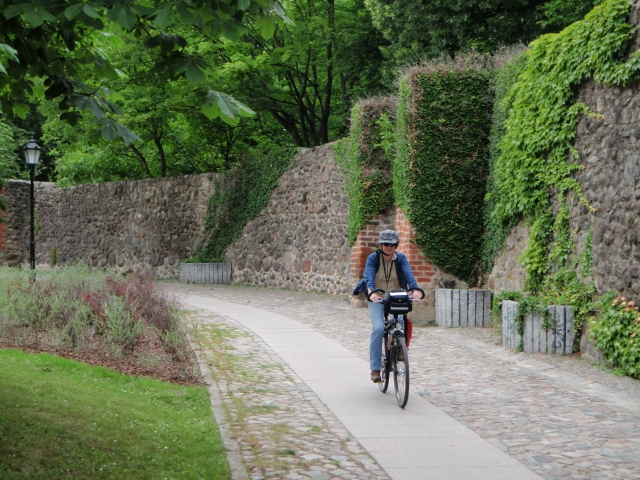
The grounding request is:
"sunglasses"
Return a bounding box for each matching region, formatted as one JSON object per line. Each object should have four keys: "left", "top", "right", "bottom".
{"left": 381, "top": 243, "right": 398, "bottom": 247}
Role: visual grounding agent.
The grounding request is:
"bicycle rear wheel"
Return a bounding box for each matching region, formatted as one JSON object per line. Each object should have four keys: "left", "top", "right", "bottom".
{"left": 393, "top": 336, "right": 409, "bottom": 408}
{"left": 379, "top": 336, "right": 390, "bottom": 393}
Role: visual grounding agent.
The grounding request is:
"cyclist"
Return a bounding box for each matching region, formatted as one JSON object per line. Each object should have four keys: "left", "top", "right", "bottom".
{"left": 364, "top": 230, "right": 422, "bottom": 383}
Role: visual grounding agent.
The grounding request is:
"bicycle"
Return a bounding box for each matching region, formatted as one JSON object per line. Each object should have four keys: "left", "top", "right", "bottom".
{"left": 367, "top": 287, "right": 425, "bottom": 408}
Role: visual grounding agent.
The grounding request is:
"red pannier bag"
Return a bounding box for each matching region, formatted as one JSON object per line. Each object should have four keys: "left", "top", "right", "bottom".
{"left": 406, "top": 317, "right": 413, "bottom": 348}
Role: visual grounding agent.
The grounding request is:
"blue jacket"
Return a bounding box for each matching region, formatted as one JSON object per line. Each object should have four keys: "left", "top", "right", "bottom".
{"left": 362, "top": 250, "right": 418, "bottom": 292}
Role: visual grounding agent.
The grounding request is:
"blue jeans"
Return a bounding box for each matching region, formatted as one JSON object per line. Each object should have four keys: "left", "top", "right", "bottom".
{"left": 369, "top": 302, "right": 403, "bottom": 370}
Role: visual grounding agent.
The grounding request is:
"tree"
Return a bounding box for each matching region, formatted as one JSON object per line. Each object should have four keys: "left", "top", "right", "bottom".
{"left": 0, "top": 0, "right": 287, "bottom": 143}
{"left": 39, "top": 30, "right": 291, "bottom": 184}
{"left": 220, "top": 0, "right": 388, "bottom": 147}
{"left": 364, "top": 0, "right": 602, "bottom": 72}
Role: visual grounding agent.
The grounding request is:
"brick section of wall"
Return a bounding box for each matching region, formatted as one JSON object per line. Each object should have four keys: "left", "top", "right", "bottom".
{"left": 394, "top": 208, "right": 436, "bottom": 288}
{"left": 348, "top": 208, "right": 396, "bottom": 293}
{"left": 349, "top": 207, "right": 467, "bottom": 322}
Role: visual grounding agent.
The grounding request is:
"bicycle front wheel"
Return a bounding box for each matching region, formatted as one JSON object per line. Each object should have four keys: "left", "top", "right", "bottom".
{"left": 393, "top": 336, "right": 409, "bottom": 408}
{"left": 379, "top": 337, "right": 390, "bottom": 393}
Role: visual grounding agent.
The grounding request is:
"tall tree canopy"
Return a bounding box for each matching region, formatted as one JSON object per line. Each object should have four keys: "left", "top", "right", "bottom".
{"left": 219, "top": 0, "right": 388, "bottom": 147}
{"left": 364, "top": 0, "right": 602, "bottom": 73}
{"left": 0, "top": 0, "right": 287, "bottom": 141}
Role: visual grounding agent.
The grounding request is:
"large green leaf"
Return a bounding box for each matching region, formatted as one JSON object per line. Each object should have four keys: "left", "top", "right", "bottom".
{"left": 260, "top": 19, "right": 276, "bottom": 39}
{"left": 176, "top": 2, "right": 197, "bottom": 24}
{"left": 154, "top": 5, "right": 175, "bottom": 28}
{"left": 101, "top": 121, "right": 118, "bottom": 140}
{"left": 0, "top": 44, "right": 18, "bottom": 63}
{"left": 83, "top": 4, "right": 101, "bottom": 19}
{"left": 185, "top": 61, "right": 206, "bottom": 84}
{"left": 203, "top": 90, "right": 255, "bottom": 125}
{"left": 116, "top": 9, "right": 137, "bottom": 30}
{"left": 114, "top": 122, "right": 141, "bottom": 145}
{"left": 12, "top": 103, "right": 30, "bottom": 119}
{"left": 3, "top": 4, "right": 24, "bottom": 20}
{"left": 64, "top": 4, "right": 84, "bottom": 20}
{"left": 24, "top": 9, "right": 44, "bottom": 27}
{"left": 35, "top": 6, "right": 57, "bottom": 22}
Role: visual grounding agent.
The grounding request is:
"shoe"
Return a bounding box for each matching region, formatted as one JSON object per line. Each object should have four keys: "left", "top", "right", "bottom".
{"left": 397, "top": 348, "right": 404, "bottom": 361}
{"left": 371, "top": 370, "right": 381, "bottom": 383}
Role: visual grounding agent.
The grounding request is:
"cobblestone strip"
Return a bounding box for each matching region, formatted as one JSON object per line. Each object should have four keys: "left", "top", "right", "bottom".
{"left": 166, "top": 284, "right": 640, "bottom": 480}
{"left": 187, "top": 307, "right": 390, "bottom": 480}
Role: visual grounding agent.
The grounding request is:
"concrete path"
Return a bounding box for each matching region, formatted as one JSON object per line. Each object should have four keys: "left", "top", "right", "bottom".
{"left": 183, "top": 294, "right": 542, "bottom": 480}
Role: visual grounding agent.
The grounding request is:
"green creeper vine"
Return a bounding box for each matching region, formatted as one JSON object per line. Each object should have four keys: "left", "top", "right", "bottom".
{"left": 482, "top": 48, "right": 528, "bottom": 275}
{"left": 334, "top": 99, "right": 395, "bottom": 244}
{"left": 395, "top": 68, "right": 493, "bottom": 284}
{"left": 189, "top": 148, "right": 296, "bottom": 263}
{"left": 491, "top": 290, "right": 523, "bottom": 329}
{"left": 591, "top": 293, "right": 640, "bottom": 378}
{"left": 487, "top": 0, "right": 640, "bottom": 293}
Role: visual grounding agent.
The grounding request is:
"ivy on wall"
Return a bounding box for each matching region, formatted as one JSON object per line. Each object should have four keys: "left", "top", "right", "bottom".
{"left": 481, "top": 47, "right": 528, "bottom": 275}
{"left": 395, "top": 65, "right": 493, "bottom": 284}
{"left": 190, "top": 148, "right": 296, "bottom": 263}
{"left": 334, "top": 98, "right": 395, "bottom": 244}
{"left": 486, "top": 0, "right": 640, "bottom": 292}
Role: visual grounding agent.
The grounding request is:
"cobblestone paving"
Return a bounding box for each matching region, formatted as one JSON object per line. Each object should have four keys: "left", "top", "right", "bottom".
{"left": 188, "top": 308, "right": 389, "bottom": 480}
{"left": 166, "top": 283, "right": 640, "bottom": 480}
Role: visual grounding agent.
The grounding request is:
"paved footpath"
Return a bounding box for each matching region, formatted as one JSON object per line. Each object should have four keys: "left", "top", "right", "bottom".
{"left": 164, "top": 283, "right": 640, "bottom": 480}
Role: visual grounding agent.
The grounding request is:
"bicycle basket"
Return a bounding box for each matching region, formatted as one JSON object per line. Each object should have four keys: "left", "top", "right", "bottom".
{"left": 384, "top": 290, "right": 412, "bottom": 316}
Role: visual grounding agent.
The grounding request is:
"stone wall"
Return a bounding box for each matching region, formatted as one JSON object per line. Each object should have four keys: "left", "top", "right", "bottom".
{"left": 0, "top": 174, "right": 220, "bottom": 278}
{"left": 488, "top": 7, "right": 640, "bottom": 301}
{"left": 226, "top": 144, "right": 352, "bottom": 294}
{"left": 486, "top": 220, "right": 528, "bottom": 293}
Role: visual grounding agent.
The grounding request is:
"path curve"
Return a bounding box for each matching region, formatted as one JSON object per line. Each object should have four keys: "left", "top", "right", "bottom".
{"left": 183, "top": 293, "right": 542, "bottom": 480}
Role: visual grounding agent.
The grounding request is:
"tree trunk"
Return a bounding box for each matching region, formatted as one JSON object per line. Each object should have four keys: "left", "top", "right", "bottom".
{"left": 128, "top": 144, "right": 153, "bottom": 177}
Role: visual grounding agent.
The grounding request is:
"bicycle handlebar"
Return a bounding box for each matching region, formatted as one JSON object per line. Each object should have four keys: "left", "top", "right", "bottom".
{"left": 365, "top": 287, "right": 426, "bottom": 302}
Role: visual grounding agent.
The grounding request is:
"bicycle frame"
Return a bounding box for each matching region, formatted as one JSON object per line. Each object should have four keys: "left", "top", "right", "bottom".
{"left": 383, "top": 314, "right": 405, "bottom": 370}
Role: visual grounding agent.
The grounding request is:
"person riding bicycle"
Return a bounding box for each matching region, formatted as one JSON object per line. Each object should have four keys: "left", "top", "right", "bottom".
{"left": 364, "top": 230, "right": 422, "bottom": 383}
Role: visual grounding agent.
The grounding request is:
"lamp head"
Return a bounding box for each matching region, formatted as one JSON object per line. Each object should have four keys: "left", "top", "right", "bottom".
{"left": 23, "top": 139, "right": 42, "bottom": 165}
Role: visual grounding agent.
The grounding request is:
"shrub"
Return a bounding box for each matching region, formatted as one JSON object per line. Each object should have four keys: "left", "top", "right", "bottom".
{"left": 0, "top": 265, "right": 191, "bottom": 366}
{"left": 395, "top": 55, "right": 494, "bottom": 284}
{"left": 590, "top": 294, "right": 640, "bottom": 378}
{"left": 103, "top": 294, "right": 143, "bottom": 356}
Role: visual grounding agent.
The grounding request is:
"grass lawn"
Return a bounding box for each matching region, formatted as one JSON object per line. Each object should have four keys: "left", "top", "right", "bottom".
{"left": 0, "top": 349, "right": 230, "bottom": 479}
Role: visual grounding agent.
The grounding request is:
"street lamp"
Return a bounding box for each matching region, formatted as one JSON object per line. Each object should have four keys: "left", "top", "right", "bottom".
{"left": 22, "top": 139, "right": 41, "bottom": 272}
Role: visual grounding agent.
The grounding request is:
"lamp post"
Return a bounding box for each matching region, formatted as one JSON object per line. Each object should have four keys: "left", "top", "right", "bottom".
{"left": 22, "top": 139, "right": 42, "bottom": 273}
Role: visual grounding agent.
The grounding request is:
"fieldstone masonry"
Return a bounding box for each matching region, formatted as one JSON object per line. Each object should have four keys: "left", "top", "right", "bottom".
{"left": 486, "top": 220, "right": 528, "bottom": 294}
{"left": 226, "top": 144, "right": 352, "bottom": 294}
{"left": 0, "top": 174, "right": 220, "bottom": 278}
{"left": 1, "top": 144, "right": 473, "bottom": 322}
{"left": 488, "top": 6, "right": 640, "bottom": 303}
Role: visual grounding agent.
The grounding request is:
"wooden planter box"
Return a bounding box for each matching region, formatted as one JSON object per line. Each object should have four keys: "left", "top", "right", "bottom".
{"left": 435, "top": 289, "right": 492, "bottom": 327}
{"left": 501, "top": 300, "right": 574, "bottom": 355}
{"left": 179, "top": 263, "right": 232, "bottom": 284}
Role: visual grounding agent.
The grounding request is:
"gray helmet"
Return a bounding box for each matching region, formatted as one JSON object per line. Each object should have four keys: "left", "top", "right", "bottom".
{"left": 378, "top": 230, "right": 400, "bottom": 244}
